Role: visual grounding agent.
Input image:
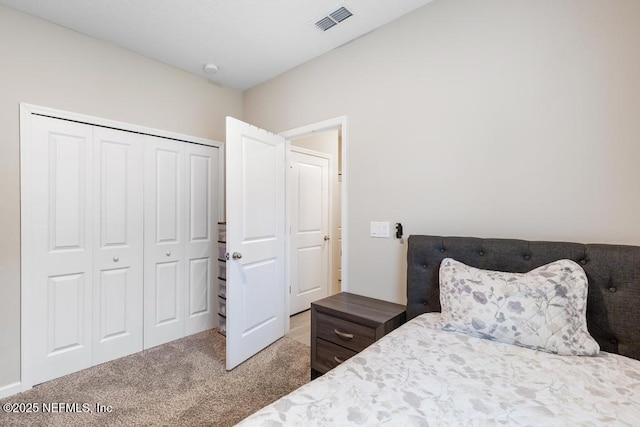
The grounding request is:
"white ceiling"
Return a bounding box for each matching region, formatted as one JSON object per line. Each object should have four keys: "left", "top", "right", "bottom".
{"left": 0, "top": 0, "right": 433, "bottom": 90}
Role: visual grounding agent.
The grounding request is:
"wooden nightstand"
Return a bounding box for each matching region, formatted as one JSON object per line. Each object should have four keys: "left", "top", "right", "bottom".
{"left": 311, "top": 292, "right": 406, "bottom": 379}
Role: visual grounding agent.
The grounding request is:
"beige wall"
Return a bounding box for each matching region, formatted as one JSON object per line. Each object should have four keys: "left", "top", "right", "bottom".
{"left": 292, "top": 130, "right": 342, "bottom": 295}
{"left": 0, "top": 5, "right": 242, "bottom": 390}
{"left": 244, "top": 0, "right": 640, "bottom": 304}
{"left": 4, "top": 0, "right": 640, "bottom": 393}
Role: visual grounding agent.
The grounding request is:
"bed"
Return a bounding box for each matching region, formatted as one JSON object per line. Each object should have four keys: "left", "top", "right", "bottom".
{"left": 239, "top": 235, "right": 640, "bottom": 425}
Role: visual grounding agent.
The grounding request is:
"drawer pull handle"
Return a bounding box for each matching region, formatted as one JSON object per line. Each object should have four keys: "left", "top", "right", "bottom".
{"left": 333, "top": 356, "right": 345, "bottom": 364}
{"left": 334, "top": 329, "right": 354, "bottom": 339}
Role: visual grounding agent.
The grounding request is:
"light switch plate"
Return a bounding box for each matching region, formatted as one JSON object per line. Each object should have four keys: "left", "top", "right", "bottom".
{"left": 370, "top": 221, "right": 390, "bottom": 238}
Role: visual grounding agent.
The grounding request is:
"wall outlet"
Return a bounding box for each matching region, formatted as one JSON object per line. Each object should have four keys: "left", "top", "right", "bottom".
{"left": 370, "top": 221, "right": 390, "bottom": 238}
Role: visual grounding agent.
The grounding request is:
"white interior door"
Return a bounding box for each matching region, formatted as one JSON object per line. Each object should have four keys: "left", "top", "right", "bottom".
{"left": 143, "top": 136, "right": 186, "bottom": 349}
{"left": 226, "top": 117, "right": 286, "bottom": 370}
{"left": 289, "top": 148, "right": 331, "bottom": 315}
{"left": 28, "top": 116, "right": 94, "bottom": 384}
{"left": 92, "top": 127, "right": 144, "bottom": 364}
{"left": 184, "top": 143, "right": 219, "bottom": 335}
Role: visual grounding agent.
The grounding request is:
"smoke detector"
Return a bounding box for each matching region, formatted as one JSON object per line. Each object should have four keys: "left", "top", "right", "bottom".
{"left": 203, "top": 63, "right": 219, "bottom": 74}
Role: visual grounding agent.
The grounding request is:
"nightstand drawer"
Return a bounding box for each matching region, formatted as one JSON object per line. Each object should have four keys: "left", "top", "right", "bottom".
{"left": 316, "top": 312, "right": 375, "bottom": 352}
{"left": 314, "top": 338, "right": 357, "bottom": 373}
{"left": 311, "top": 292, "right": 406, "bottom": 380}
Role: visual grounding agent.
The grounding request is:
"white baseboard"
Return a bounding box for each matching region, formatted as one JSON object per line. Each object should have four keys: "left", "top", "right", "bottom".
{"left": 0, "top": 382, "right": 22, "bottom": 399}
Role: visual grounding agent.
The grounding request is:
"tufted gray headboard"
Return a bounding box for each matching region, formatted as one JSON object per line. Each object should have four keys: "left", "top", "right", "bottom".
{"left": 406, "top": 235, "right": 640, "bottom": 361}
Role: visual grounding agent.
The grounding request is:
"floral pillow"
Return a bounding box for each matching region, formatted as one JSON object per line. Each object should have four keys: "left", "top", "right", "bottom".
{"left": 438, "top": 258, "right": 600, "bottom": 356}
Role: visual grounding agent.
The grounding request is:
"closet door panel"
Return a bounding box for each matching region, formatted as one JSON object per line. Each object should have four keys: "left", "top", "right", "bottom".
{"left": 185, "top": 144, "right": 219, "bottom": 335}
{"left": 155, "top": 261, "right": 180, "bottom": 324}
{"left": 188, "top": 258, "right": 210, "bottom": 315}
{"left": 156, "top": 150, "right": 181, "bottom": 242}
{"left": 92, "top": 127, "right": 144, "bottom": 364}
{"left": 144, "top": 136, "right": 186, "bottom": 349}
{"left": 29, "top": 116, "right": 94, "bottom": 385}
{"left": 98, "top": 268, "right": 128, "bottom": 336}
{"left": 47, "top": 274, "right": 86, "bottom": 354}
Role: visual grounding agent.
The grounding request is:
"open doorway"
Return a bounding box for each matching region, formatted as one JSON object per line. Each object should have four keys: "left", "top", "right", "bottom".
{"left": 281, "top": 116, "right": 347, "bottom": 317}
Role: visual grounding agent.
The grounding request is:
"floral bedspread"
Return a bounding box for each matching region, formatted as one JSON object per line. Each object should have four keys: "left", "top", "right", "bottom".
{"left": 239, "top": 313, "right": 640, "bottom": 426}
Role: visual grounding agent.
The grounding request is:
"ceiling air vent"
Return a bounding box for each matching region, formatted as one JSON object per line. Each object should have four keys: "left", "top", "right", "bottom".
{"left": 330, "top": 7, "right": 353, "bottom": 23}
{"left": 314, "top": 6, "right": 353, "bottom": 32}
{"left": 315, "top": 16, "right": 337, "bottom": 32}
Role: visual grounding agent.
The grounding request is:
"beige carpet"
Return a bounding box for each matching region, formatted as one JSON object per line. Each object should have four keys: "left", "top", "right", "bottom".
{"left": 0, "top": 330, "right": 310, "bottom": 426}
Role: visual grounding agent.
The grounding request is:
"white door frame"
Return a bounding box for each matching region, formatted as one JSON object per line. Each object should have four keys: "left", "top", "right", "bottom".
{"left": 280, "top": 116, "right": 349, "bottom": 305}
{"left": 19, "top": 103, "right": 223, "bottom": 393}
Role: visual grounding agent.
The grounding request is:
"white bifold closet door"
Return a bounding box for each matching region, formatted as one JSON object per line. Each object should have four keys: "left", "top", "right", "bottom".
{"left": 92, "top": 127, "right": 144, "bottom": 365}
{"left": 30, "top": 116, "right": 144, "bottom": 384}
{"left": 143, "top": 137, "right": 185, "bottom": 348}
{"left": 27, "top": 115, "right": 218, "bottom": 386}
{"left": 143, "top": 136, "right": 218, "bottom": 349}
{"left": 184, "top": 143, "right": 218, "bottom": 336}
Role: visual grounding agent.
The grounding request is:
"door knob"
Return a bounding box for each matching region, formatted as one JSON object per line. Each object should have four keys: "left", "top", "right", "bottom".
{"left": 232, "top": 252, "right": 243, "bottom": 260}
{"left": 166, "top": 252, "right": 171, "bottom": 257}
{"left": 113, "top": 256, "right": 119, "bottom": 263}
{"left": 324, "top": 235, "right": 330, "bottom": 241}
